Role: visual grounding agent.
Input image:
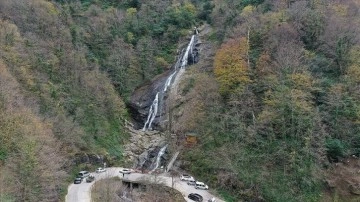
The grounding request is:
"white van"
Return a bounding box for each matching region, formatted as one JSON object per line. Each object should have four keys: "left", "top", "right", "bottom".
{"left": 195, "top": 181, "right": 209, "bottom": 190}
{"left": 78, "top": 171, "right": 90, "bottom": 179}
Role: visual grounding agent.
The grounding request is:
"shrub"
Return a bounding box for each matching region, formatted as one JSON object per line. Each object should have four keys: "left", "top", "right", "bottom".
{"left": 325, "top": 138, "right": 346, "bottom": 162}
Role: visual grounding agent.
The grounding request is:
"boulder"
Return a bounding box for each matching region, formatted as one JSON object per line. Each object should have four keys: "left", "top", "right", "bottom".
{"left": 325, "top": 179, "right": 336, "bottom": 188}
{"left": 349, "top": 183, "right": 360, "bottom": 195}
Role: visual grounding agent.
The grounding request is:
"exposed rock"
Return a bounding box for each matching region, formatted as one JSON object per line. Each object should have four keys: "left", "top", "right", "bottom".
{"left": 73, "top": 153, "right": 105, "bottom": 166}
{"left": 122, "top": 126, "right": 168, "bottom": 167}
{"left": 324, "top": 157, "right": 360, "bottom": 199}
{"left": 135, "top": 145, "right": 168, "bottom": 172}
{"left": 128, "top": 71, "right": 172, "bottom": 130}
{"left": 349, "top": 183, "right": 360, "bottom": 195}
{"left": 325, "top": 179, "right": 336, "bottom": 188}
{"left": 128, "top": 34, "right": 200, "bottom": 131}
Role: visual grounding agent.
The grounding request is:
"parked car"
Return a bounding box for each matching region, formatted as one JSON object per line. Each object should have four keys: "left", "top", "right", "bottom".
{"left": 187, "top": 179, "right": 196, "bottom": 186}
{"left": 180, "top": 174, "right": 195, "bottom": 181}
{"left": 78, "top": 171, "right": 90, "bottom": 179}
{"left": 86, "top": 175, "right": 95, "bottom": 183}
{"left": 195, "top": 181, "right": 209, "bottom": 190}
{"left": 96, "top": 167, "right": 106, "bottom": 173}
{"left": 119, "top": 168, "right": 133, "bottom": 174}
{"left": 74, "top": 177, "right": 82, "bottom": 184}
{"left": 188, "top": 193, "right": 203, "bottom": 202}
{"left": 208, "top": 197, "right": 216, "bottom": 202}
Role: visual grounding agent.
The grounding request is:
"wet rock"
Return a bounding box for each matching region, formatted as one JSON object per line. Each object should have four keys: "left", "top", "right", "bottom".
{"left": 133, "top": 145, "right": 168, "bottom": 171}
{"left": 149, "top": 147, "right": 160, "bottom": 158}
{"left": 122, "top": 127, "right": 168, "bottom": 166}
{"left": 128, "top": 34, "right": 200, "bottom": 131}
{"left": 128, "top": 71, "right": 172, "bottom": 130}
{"left": 136, "top": 150, "right": 148, "bottom": 168}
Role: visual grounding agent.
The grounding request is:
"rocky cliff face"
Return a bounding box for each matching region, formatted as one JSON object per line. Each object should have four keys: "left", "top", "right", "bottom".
{"left": 128, "top": 35, "right": 200, "bottom": 131}
{"left": 122, "top": 124, "right": 175, "bottom": 171}
{"left": 128, "top": 70, "right": 175, "bottom": 130}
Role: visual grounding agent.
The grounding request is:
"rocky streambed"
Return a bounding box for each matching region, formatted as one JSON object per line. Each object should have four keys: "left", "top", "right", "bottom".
{"left": 122, "top": 124, "right": 175, "bottom": 172}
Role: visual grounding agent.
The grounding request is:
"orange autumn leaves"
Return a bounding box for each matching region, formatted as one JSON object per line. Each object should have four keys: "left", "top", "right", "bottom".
{"left": 214, "top": 37, "right": 251, "bottom": 97}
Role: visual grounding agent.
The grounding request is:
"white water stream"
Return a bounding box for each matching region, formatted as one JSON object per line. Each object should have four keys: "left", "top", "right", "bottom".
{"left": 149, "top": 145, "right": 167, "bottom": 173}
{"left": 142, "top": 30, "right": 198, "bottom": 131}
{"left": 142, "top": 92, "right": 159, "bottom": 131}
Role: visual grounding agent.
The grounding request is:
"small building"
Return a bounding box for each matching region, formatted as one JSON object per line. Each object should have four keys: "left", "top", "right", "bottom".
{"left": 185, "top": 133, "right": 198, "bottom": 145}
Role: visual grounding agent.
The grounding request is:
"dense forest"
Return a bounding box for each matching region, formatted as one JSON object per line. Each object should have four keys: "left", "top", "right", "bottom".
{"left": 0, "top": 0, "right": 359, "bottom": 201}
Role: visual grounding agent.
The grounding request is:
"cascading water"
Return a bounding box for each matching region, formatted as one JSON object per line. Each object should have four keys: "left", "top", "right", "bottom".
{"left": 133, "top": 28, "right": 200, "bottom": 174}
{"left": 142, "top": 92, "right": 159, "bottom": 131}
{"left": 164, "top": 71, "right": 177, "bottom": 92}
{"left": 142, "top": 29, "right": 198, "bottom": 131}
{"left": 149, "top": 145, "right": 167, "bottom": 173}
{"left": 180, "top": 35, "right": 195, "bottom": 69}
{"left": 194, "top": 26, "right": 199, "bottom": 35}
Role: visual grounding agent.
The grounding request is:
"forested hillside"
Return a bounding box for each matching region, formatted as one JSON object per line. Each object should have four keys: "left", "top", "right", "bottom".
{"left": 0, "top": 0, "right": 201, "bottom": 201}
{"left": 180, "top": 0, "right": 360, "bottom": 201}
{"left": 0, "top": 0, "right": 359, "bottom": 201}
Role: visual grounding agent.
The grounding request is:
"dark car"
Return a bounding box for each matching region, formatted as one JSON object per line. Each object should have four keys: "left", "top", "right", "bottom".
{"left": 188, "top": 193, "right": 203, "bottom": 202}
{"left": 74, "top": 177, "right": 82, "bottom": 184}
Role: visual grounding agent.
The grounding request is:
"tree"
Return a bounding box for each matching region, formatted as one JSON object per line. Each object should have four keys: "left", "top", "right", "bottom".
{"left": 318, "top": 2, "right": 359, "bottom": 75}
{"left": 214, "top": 37, "right": 251, "bottom": 97}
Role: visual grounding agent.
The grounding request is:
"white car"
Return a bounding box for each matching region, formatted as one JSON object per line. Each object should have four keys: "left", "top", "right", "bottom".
{"left": 195, "top": 181, "right": 209, "bottom": 190}
{"left": 96, "top": 167, "right": 106, "bottom": 173}
{"left": 180, "top": 174, "right": 195, "bottom": 181}
{"left": 119, "top": 168, "right": 133, "bottom": 174}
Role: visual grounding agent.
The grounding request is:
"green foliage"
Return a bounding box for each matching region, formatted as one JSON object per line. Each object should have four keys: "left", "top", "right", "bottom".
{"left": 121, "top": 0, "right": 140, "bottom": 9}
{"left": 0, "top": 195, "right": 16, "bottom": 202}
{"left": 325, "top": 138, "right": 346, "bottom": 161}
{"left": 198, "top": 2, "right": 215, "bottom": 24}
{"left": 249, "top": 31, "right": 264, "bottom": 66}
{"left": 240, "top": 0, "right": 265, "bottom": 8}
{"left": 164, "top": 3, "right": 197, "bottom": 29}
{"left": 1, "top": 0, "right": 359, "bottom": 201}
{"left": 292, "top": 7, "right": 325, "bottom": 50}
{"left": 183, "top": 1, "right": 360, "bottom": 201}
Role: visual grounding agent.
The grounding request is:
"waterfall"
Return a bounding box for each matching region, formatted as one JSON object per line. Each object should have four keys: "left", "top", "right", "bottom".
{"left": 142, "top": 93, "right": 159, "bottom": 131}
{"left": 194, "top": 27, "right": 199, "bottom": 35}
{"left": 142, "top": 31, "right": 198, "bottom": 131}
{"left": 180, "top": 35, "right": 195, "bottom": 69}
{"left": 164, "top": 71, "right": 177, "bottom": 92}
{"left": 150, "top": 145, "right": 167, "bottom": 173}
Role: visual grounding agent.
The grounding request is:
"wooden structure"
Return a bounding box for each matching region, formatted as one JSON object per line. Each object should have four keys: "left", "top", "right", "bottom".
{"left": 185, "top": 133, "right": 198, "bottom": 145}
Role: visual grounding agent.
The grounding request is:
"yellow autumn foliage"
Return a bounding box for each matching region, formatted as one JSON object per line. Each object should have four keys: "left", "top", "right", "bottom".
{"left": 345, "top": 46, "right": 360, "bottom": 84}
{"left": 184, "top": 2, "right": 196, "bottom": 15}
{"left": 126, "top": 7, "right": 137, "bottom": 17}
{"left": 290, "top": 73, "right": 314, "bottom": 91}
{"left": 214, "top": 37, "right": 251, "bottom": 96}
{"left": 241, "top": 5, "right": 254, "bottom": 17}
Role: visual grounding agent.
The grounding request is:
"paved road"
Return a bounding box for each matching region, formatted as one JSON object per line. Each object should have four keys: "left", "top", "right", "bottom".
{"left": 66, "top": 167, "right": 224, "bottom": 202}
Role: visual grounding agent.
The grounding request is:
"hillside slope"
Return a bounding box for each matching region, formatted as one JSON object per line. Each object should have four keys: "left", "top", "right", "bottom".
{"left": 1, "top": 0, "right": 360, "bottom": 201}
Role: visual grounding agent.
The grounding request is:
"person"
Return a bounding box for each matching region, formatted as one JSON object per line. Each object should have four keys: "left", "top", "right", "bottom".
{"left": 122, "top": 173, "right": 124, "bottom": 178}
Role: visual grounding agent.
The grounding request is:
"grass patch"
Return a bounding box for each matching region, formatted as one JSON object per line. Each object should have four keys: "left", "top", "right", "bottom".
{"left": 182, "top": 78, "right": 195, "bottom": 95}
